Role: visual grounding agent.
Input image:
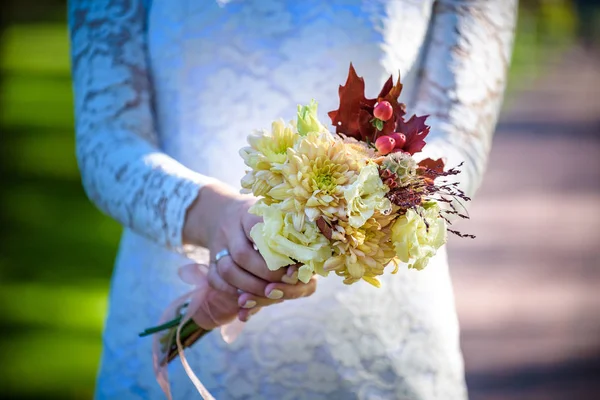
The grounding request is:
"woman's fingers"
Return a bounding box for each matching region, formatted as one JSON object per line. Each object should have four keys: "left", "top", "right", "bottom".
{"left": 263, "top": 276, "right": 317, "bottom": 300}
{"left": 207, "top": 262, "right": 238, "bottom": 296}
{"left": 235, "top": 276, "right": 317, "bottom": 322}
{"left": 192, "top": 285, "right": 240, "bottom": 330}
{"left": 240, "top": 209, "right": 262, "bottom": 241}
{"left": 237, "top": 305, "right": 262, "bottom": 323}
{"left": 229, "top": 234, "right": 286, "bottom": 283}
{"left": 281, "top": 265, "right": 299, "bottom": 285}
{"left": 216, "top": 255, "right": 268, "bottom": 297}
{"left": 237, "top": 291, "right": 283, "bottom": 309}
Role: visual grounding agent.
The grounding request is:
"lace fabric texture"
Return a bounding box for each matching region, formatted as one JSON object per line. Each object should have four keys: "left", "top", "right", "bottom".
{"left": 68, "top": 0, "right": 516, "bottom": 398}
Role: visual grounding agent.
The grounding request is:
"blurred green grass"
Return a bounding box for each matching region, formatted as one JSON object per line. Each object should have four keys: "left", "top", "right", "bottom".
{"left": 0, "top": 24, "right": 121, "bottom": 399}
{"left": 0, "top": 2, "right": 584, "bottom": 399}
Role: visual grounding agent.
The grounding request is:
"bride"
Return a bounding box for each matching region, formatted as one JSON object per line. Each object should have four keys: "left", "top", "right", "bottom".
{"left": 69, "top": 0, "right": 516, "bottom": 398}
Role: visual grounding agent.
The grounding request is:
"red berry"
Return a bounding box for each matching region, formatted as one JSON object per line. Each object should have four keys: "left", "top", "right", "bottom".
{"left": 375, "top": 135, "right": 395, "bottom": 155}
{"left": 389, "top": 132, "right": 406, "bottom": 149}
{"left": 373, "top": 101, "right": 393, "bottom": 121}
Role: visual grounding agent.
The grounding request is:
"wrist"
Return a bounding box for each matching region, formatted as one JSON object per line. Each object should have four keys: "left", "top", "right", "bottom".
{"left": 183, "top": 182, "right": 238, "bottom": 247}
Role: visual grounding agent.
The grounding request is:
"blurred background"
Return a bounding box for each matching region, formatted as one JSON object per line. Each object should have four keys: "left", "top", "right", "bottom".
{"left": 0, "top": 0, "right": 598, "bottom": 398}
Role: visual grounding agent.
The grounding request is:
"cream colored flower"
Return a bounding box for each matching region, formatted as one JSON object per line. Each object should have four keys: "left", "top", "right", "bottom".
{"left": 249, "top": 202, "right": 331, "bottom": 282}
{"left": 269, "top": 132, "right": 360, "bottom": 222}
{"left": 240, "top": 119, "right": 298, "bottom": 196}
{"left": 344, "top": 164, "right": 392, "bottom": 228}
{"left": 391, "top": 202, "right": 447, "bottom": 270}
{"left": 297, "top": 100, "right": 327, "bottom": 136}
{"left": 325, "top": 218, "right": 396, "bottom": 287}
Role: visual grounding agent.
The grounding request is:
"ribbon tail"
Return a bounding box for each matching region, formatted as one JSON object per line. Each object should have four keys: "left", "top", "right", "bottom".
{"left": 151, "top": 291, "right": 194, "bottom": 400}
{"left": 176, "top": 315, "right": 216, "bottom": 400}
{"left": 153, "top": 332, "right": 173, "bottom": 400}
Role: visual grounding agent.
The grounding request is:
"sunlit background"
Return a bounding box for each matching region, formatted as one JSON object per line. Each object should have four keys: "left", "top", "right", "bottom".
{"left": 0, "top": 0, "right": 598, "bottom": 399}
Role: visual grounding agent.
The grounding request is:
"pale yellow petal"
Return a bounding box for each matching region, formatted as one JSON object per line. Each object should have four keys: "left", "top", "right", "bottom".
{"left": 250, "top": 223, "right": 294, "bottom": 271}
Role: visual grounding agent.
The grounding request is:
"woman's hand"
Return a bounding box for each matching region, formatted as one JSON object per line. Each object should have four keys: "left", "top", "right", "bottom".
{"left": 191, "top": 268, "right": 318, "bottom": 329}
{"left": 188, "top": 274, "right": 253, "bottom": 330}
{"left": 183, "top": 182, "right": 317, "bottom": 324}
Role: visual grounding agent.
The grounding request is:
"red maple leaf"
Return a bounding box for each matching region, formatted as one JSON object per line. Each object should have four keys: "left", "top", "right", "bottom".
{"left": 330, "top": 64, "right": 433, "bottom": 149}
{"left": 358, "top": 108, "right": 376, "bottom": 141}
{"left": 328, "top": 64, "right": 375, "bottom": 140}
{"left": 329, "top": 65, "right": 409, "bottom": 142}
{"left": 396, "top": 114, "right": 430, "bottom": 155}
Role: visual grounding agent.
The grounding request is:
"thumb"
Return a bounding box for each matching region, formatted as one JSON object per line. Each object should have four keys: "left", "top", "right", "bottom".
{"left": 192, "top": 288, "right": 238, "bottom": 330}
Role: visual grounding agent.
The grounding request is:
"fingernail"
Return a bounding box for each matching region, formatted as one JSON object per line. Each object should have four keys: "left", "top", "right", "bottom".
{"left": 242, "top": 300, "right": 257, "bottom": 309}
{"left": 281, "top": 271, "right": 298, "bottom": 284}
{"left": 267, "top": 289, "right": 284, "bottom": 300}
{"left": 249, "top": 307, "right": 261, "bottom": 316}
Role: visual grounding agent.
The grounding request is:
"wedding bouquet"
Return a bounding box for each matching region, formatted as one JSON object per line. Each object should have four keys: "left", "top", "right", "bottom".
{"left": 241, "top": 64, "right": 471, "bottom": 285}
{"left": 141, "top": 64, "right": 471, "bottom": 398}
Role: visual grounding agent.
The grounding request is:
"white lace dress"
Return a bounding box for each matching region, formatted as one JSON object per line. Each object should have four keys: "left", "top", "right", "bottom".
{"left": 69, "top": 1, "right": 516, "bottom": 399}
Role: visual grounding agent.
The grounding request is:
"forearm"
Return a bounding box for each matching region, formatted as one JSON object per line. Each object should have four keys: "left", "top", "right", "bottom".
{"left": 412, "top": 0, "right": 518, "bottom": 198}
{"left": 70, "top": 0, "right": 217, "bottom": 250}
{"left": 77, "top": 130, "right": 218, "bottom": 248}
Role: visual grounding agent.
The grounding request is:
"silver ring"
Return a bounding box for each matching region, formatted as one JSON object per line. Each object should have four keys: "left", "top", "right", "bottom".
{"left": 214, "top": 248, "right": 230, "bottom": 263}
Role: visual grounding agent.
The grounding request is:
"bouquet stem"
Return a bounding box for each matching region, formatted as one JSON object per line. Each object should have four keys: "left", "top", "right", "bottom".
{"left": 140, "top": 304, "right": 210, "bottom": 366}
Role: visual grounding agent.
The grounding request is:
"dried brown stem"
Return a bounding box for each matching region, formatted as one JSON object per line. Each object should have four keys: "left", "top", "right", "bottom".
{"left": 161, "top": 322, "right": 211, "bottom": 366}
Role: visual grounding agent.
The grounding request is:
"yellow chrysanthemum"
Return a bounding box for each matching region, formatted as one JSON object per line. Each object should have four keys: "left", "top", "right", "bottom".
{"left": 239, "top": 119, "right": 298, "bottom": 196}
{"left": 391, "top": 202, "right": 447, "bottom": 270}
{"left": 324, "top": 217, "right": 396, "bottom": 286}
{"left": 268, "top": 132, "right": 360, "bottom": 222}
{"left": 249, "top": 202, "right": 331, "bottom": 283}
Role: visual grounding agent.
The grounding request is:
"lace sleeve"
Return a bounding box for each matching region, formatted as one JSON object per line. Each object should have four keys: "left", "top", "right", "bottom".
{"left": 412, "top": 0, "right": 517, "bottom": 198}
{"left": 68, "top": 0, "right": 217, "bottom": 250}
